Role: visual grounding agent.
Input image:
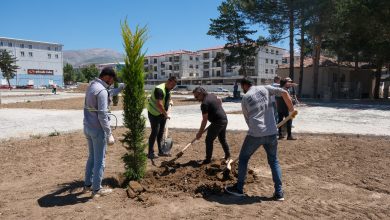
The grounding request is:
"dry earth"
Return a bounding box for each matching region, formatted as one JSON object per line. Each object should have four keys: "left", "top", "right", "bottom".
{"left": 0, "top": 128, "right": 389, "bottom": 219}
{"left": 0, "top": 97, "right": 199, "bottom": 110}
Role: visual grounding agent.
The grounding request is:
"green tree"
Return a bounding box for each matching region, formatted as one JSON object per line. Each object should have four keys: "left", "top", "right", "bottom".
{"left": 238, "top": 0, "right": 299, "bottom": 80}
{"left": 74, "top": 68, "right": 86, "bottom": 83}
{"left": 81, "top": 64, "right": 99, "bottom": 83}
{"left": 63, "top": 63, "right": 75, "bottom": 85}
{"left": 121, "top": 21, "right": 148, "bottom": 181}
{"left": 0, "top": 49, "right": 19, "bottom": 89}
{"left": 208, "top": 0, "right": 258, "bottom": 77}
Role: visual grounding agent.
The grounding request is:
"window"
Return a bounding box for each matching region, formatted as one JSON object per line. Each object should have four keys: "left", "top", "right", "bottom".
{"left": 161, "top": 71, "right": 165, "bottom": 76}
{"left": 55, "top": 47, "right": 58, "bottom": 51}
{"left": 195, "top": 57, "right": 199, "bottom": 61}
{"left": 275, "top": 60, "right": 279, "bottom": 64}
{"left": 265, "top": 59, "right": 268, "bottom": 63}
{"left": 265, "top": 69, "right": 268, "bottom": 74}
{"left": 20, "top": 51, "right": 25, "bottom": 57}
{"left": 153, "top": 66, "right": 157, "bottom": 71}
{"left": 189, "top": 64, "right": 193, "bottom": 68}
{"left": 173, "top": 56, "right": 180, "bottom": 62}
{"left": 216, "top": 61, "right": 221, "bottom": 67}
{"left": 266, "top": 48, "right": 269, "bottom": 53}
{"left": 275, "top": 50, "right": 279, "bottom": 55}
{"left": 190, "top": 56, "right": 193, "bottom": 60}
{"left": 203, "top": 53, "right": 209, "bottom": 59}
{"left": 169, "top": 65, "right": 172, "bottom": 70}
{"left": 271, "top": 69, "right": 274, "bottom": 74}
{"left": 144, "top": 67, "right": 149, "bottom": 72}
{"left": 8, "top": 42, "right": 12, "bottom": 47}
{"left": 173, "top": 65, "right": 179, "bottom": 71}
{"left": 0, "top": 42, "right": 3, "bottom": 46}
{"left": 28, "top": 45, "right": 32, "bottom": 49}
{"left": 203, "top": 62, "right": 210, "bottom": 69}
{"left": 28, "top": 52, "right": 33, "bottom": 57}
{"left": 153, "top": 58, "right": 157, "bottom": 64}
{"left": 161, "top": 63, "right": 165, "bottom": 68}
{"left": 195, "top": 65, "right": 198, "bottom": 69}
{"left": 47, "top": 46, "right": 51, "bottom": 51}
{"left": 189, "top": 73, "right": 194, "bottom": 77}
{"left": 144, "top": 59, "right": 148, "bottom": 65}
{"left": 216, "top": 70, "right": 221, "bottom": 77}
{"left": 271, "top": 59, "right": 274, "bottom": 64}
{"left": 48, "top": 54, "right": 51, "bottom": 59}
{"left": 169, "top": 57, "right": 173, "bottom": 62}
{"left": 271, "top": 49, "right": 274, "bottom": 54}
{"left": 20, "top": 44, "right": 24, "bottom": 48}
{"left": 55, "top": 54, "right": 59, "bottom": 59}
{"left": 203, "top": 71, "right": 209, "bottom": 77}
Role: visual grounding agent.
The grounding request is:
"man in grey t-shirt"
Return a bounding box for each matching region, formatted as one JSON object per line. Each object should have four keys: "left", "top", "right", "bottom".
{"left": 225, "top": 78, "right": 294, "bottom": 201}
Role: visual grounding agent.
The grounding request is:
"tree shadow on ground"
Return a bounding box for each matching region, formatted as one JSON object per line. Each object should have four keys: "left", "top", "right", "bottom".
{"left": 195, "top": 185, "right": 275, "bottom": 205}
{"left": 37, "top": 177, "right": 120, "bottom": 207}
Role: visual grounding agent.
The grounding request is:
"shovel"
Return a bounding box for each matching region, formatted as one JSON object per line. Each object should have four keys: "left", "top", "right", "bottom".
{"left": 160, "top": 125, "right": 210, "bottom": 167}
{"left": 221, "top": 110, "right": 299, "bottom": 179}
{"left": 161, "top": 104, "right": 173, "bottom": 155}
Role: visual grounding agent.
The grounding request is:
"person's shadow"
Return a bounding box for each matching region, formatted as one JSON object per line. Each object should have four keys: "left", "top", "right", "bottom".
{"left": 195, "top": 185, "right": 275, "bottom": 205}
{"left": 37, "top": 177, "right": 120, "bottom": 207}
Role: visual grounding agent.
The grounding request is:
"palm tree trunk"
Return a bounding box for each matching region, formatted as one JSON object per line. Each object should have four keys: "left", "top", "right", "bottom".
{"left": 289, "top": 6, "right": 295, "bottom": 80}
{"left": 312, "top": 34, "right": 322, "bottom": 98}
{"left": 298, "top": 10, "right": 304, "bottom": 97}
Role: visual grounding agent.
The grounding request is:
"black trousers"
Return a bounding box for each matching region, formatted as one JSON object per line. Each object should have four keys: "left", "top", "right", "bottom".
{"left": 205, "top": 121, "right": 231, "bottom": 160}
{"left": 278, "top": 111, "right": 292, "bottom": 137}
{"left": 148, "top": 112, "right": 167, "bottom": 155}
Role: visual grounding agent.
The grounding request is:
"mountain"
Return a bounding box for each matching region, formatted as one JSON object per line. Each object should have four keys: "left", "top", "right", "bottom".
{"left": 63, "top": 48, "right": 124, "bottom": 67}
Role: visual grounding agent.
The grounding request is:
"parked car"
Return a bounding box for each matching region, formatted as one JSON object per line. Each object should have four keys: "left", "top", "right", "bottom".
{"left": 213, "top": 87, "right": 229, "bottom": 93}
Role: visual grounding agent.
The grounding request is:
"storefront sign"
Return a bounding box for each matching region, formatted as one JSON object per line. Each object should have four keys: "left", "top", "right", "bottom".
{"left": 27, "top": 69, "right": 54, "bottom": 75}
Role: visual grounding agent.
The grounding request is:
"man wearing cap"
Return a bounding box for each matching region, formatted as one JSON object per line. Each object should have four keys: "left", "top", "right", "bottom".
{"left": 83, "top": 67, "right": 125, "bottom": 197}
{"left": 225, "top": 77, "right": 294, "bottom": 201}
{"left": 276, "top": 77, "right": 297, "bottom": 140}
{"left": 147, "top": 76, "right": 177, "bottom": 159}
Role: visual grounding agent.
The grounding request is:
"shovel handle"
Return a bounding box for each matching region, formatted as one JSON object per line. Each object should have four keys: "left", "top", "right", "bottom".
{"left": 179, "top": 125, "right": 209, "bottom": 153}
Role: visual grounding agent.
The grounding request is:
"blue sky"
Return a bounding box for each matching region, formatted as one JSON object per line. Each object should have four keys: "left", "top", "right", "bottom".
{"left": 0, "top": 0, "right": 289, "bottom": 54}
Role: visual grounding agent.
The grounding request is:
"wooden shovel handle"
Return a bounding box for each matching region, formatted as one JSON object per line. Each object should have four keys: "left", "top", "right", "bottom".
{"left": 179, "top": 125, "right": 209, "bottom": 153}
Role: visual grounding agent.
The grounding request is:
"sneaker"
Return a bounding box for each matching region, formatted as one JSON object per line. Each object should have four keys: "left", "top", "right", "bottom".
{"left": 287, "top": 136, "right": 297, "bottom": 140}
{"left": 225, "top": 185, "right": 245, "bottom": 197}
{"left": 92, "top": 188, "right": 112, "bottom": 198}
{"left": 278, "top": 135, "right": 285, "bottom": 140}
{"left": 147, "top": 154, "right": 159, "bottom": 159}
{"left": 273, "top": 192, "right": 284, "bottom": 201}
{"left": 81, "top": 185, "right": 92, "bottom": 193}
{"left": 158, "top": 152, "right": 171, "bottom": 157}
{"left": 201, "top": 159, "right": 211, "bottom": 165}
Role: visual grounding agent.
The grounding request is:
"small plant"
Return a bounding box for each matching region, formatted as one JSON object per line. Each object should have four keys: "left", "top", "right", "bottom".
{"left": 30, "top": 134, "right": 42, "bottom": 139}
{"left": 48, "top": 131, "right": 60, "bottom": 137}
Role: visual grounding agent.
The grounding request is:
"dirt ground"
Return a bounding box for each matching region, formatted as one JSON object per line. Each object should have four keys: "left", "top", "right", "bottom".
{"left": 0, "top": 128, "right": 389, "bottom": 219}
{"left": 0, "top": 97, "right": 199, "bottom": 110}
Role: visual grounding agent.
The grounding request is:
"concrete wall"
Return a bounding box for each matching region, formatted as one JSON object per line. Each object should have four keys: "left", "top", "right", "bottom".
{"left": 276, "top": 66, "right": 375, "bottom": 99}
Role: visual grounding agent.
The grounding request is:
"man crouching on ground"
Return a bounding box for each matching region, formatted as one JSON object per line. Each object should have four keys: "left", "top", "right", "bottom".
{"left": 83, "top": 67, "right": 125, "bottom": 198}
{"left": 193, "top": 87, "right": 231, "bottom": 164}
{"left": 225, "top": 78, "right": 294, "bottom": 201}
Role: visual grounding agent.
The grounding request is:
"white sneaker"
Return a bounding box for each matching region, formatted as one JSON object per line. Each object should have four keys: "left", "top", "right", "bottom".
{"left": 92, "top": 188, "right": 112, "bottom": 198}
{"left": 81, "top": 186, "right": 92, "bottom": 194}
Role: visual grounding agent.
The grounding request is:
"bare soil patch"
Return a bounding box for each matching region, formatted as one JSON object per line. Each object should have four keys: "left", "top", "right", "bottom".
{"left": 0, "top": 97, "right": 198, "bottom": 110}
{"left": 0, "top": 129, "right": 389, "bottom": 219}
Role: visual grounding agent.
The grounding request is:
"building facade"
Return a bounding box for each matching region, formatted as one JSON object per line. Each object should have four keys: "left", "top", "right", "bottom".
{"left": 0, "top": 37, "right": 63, "bottom": 87}
{"left": 144, "top": 45, "right": 285, "bottom": 85}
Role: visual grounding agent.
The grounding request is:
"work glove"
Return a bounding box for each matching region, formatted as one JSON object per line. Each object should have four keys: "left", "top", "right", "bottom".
{"left": 118, "top": 83, "right": 126, "bottom": 90}
{"left": 108, "top": 134, "right": 115, "bottom": 145}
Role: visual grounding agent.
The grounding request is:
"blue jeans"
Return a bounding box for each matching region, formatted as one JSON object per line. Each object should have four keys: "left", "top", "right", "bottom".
{"left": 237, "top": 134, "right": 283, "bottom": 194}
{"left": 84, "top": 126, "right": 107, "bottom": 191}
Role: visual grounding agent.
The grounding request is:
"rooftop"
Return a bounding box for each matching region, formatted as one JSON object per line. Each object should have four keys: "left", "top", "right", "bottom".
{"left": 0, "top": 36, "right": 63, "bottom": 46}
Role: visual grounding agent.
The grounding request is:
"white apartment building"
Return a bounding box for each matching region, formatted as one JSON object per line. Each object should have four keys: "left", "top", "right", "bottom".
{"left": 0, "top": 37, "right": 63, "bottom": 87}
{"left": 144, "top": 45, "right": 285, "bottom": 85}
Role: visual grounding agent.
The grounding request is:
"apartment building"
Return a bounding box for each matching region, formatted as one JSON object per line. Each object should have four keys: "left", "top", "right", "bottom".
{"left": 0, "top": 37, "right": 63, "bottom": 87}
{"left": 144, "top": 45, "right": 285, "bottom": 85}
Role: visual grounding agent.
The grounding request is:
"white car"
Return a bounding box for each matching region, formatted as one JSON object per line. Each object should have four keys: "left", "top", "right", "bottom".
{"left": 213, "top": 87, "right": 229, "bottom": 93}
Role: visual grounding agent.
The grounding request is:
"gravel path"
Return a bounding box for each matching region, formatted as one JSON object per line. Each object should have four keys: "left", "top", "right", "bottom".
{"left": 1, "top": 102, "right": 389, "bottom": 140}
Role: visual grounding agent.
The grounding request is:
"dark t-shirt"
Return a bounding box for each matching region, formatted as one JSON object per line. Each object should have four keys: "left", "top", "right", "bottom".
{"left": 201, "top": 94, "right": 227, "bottom": 123}
{"left": 276, "top": 88, "right": 288, "bottom": 113}
{"left": 154, "top": 87, "right": 171, "bottom": 110}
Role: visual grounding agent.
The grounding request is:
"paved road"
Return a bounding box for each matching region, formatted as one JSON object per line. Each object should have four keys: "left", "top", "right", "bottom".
{"left": 1, "top": 102, "right": 389, "bottom": 140}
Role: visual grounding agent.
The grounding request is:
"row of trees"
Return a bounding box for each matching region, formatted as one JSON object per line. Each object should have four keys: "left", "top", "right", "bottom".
{"left": 208, "top": 0, "right": 390, "bottom": 99}
{"left": 63, "top": 63, "right": 100, "bottom": 85}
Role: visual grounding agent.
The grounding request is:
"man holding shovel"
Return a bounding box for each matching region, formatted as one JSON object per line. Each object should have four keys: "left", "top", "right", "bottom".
{"left": 147, "top": 76, "right": 177, "bottom": 159}
{"left": 193, "top": 87, "right": 231, "bottom": 165}
{"left": 225, "top": 78, "right": 294, "bottom": 201}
